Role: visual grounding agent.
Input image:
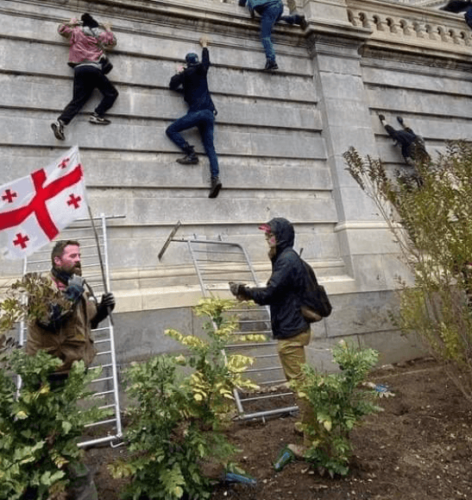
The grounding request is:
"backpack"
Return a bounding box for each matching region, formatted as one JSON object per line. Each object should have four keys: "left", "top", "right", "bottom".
{"left": 300, "top": 259, "right": 332, "bottom": 323}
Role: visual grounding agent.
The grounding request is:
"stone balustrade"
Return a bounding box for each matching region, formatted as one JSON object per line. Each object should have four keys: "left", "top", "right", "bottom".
{"left": 347, "top": 0, "right": 472, "bottom": 55}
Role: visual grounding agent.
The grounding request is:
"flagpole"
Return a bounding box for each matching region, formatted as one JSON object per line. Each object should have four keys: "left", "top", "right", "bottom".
{"left": 87, "top": 205, "right": 114, "bottom": 325}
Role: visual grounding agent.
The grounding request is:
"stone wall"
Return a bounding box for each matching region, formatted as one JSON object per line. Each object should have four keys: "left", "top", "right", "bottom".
{"left": 2, "top": 0, "right": 468, "bottom": 365}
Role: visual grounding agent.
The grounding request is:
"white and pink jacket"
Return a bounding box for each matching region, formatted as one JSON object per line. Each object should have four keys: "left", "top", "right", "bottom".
{"left": 58, "top": 21, "right": 117, "bottom": 66}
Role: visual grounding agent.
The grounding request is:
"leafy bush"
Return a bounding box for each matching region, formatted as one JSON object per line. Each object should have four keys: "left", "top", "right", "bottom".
{"left": 109, "top": 297, "right": 262, "bottom": 500}
{"left": 294, "top": 341, "right": 381, "bottom": 477}
{"left": 344, "top": 143, "right": 472, "bottom": 400}
{"left": 0, "top": 274, "right": 72, "bottom": 336}
{"left": 0, "top": 350, "right": 105, "bottom": 500}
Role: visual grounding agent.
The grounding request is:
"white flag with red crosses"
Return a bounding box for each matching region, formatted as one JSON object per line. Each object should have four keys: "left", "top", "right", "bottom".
{"left": 0, "top": 145, "right": 88, "bottom": 259}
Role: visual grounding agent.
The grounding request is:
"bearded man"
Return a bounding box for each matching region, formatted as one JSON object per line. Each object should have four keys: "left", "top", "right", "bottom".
{"left": 26, "top": 240, "right": 115, "bottom": 381}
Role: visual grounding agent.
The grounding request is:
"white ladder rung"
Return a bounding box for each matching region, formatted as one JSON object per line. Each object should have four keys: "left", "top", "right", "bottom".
{"left": 98, "top": 403, "right": 117, "bottom": 410}
{"left": 84, "top": 417, "right": 118, "bottom": 428}
{"left": 90, "top": 376, "right": 113, "bottom": 383}
{"left": 246, "top": 366, "right": 282, "bottom": 373}
{"left": 93, "top": 389, "right": 115, "bottom": 397}
{"left": 258, "top": 378, "right": 287, "bottom": 385}
{"left": 240, "top": 392, "right": 293, "bottom": 403}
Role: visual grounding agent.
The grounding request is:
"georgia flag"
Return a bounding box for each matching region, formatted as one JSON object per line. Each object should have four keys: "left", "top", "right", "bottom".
{"left": 0, "top": 145, "right": 88, "bottom": 259}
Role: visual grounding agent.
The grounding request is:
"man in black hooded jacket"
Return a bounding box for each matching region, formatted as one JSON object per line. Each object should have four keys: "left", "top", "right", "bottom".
{"left": 166, "top": 36, "right": 222, "bottom": 199}
{"left": 379, "top": 114, "right": 430, "bottom": 165}
{"left": 229, "top": 217, "right": 312, "bottom": 451}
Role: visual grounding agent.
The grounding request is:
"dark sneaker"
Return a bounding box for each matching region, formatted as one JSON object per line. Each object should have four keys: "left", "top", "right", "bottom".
{"left": 89, "top": 113, "right": 111, "bottom": 125}
{"left": 264, "top": 60, "right": 278, "bottom": 71}
{"left": 378, "top": 114, "right": 385, "bottom": 121}
{"left": 299, "top": 15, "right": 308, "bottom": 30}
{"left": 176, "top": 145, "right": 199, "bottom": 165}
{"left": 51, "top": 120, "right": 65, "bottom": 140}
{"left": 397, "top": 116, "right": 404, "bottom": 125}
{"left": 208, "top": 176, "right": 222, "bottom": 199}
{"left": 176, "top": 154, "right": 199, "bottom": 165}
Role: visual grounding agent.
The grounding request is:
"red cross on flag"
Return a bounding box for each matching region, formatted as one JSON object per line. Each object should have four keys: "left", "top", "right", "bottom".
{"left": 0, "top": 145, "right": 88, "bottom": 259}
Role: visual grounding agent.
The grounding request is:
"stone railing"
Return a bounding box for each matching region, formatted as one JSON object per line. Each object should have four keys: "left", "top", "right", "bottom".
{"left": 210, "top": 0, "right": 302, "bottom": 8}
{"left": 347, "top": 0, "right": 472, "bottom": 54}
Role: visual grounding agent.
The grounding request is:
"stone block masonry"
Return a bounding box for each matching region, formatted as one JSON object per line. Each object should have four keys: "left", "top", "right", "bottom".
{"left": 1, "top": 0, "right": 469, "bottom": 364}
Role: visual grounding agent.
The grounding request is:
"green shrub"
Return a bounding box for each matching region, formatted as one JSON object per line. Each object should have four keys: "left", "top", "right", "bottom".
{"left": 0, "top": 350, "right": 105, "bottom": 500}
{"left": 0, "top": 274, "right": 72, "bottom": 336}
{"left": 344, "top": 142, "right": 472, "bottom": 400}
{"left": 294, "top": 341, "right": 381, "bottom": 477}
{"left": 109, "top": 297, "right": 261, "bottom": 500}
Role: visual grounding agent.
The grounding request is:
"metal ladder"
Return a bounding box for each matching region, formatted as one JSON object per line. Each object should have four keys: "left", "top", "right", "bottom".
{"left": 159, "top": 223, "right": 298, "bottom": 420}
{"left": 17, "top": 214, "right": 123, "bottom": 447}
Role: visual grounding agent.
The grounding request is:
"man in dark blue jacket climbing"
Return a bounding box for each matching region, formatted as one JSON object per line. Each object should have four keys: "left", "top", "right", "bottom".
{"left": 229, "top": 217, "right": 313, "bottom": 454}
{"left": 238, "top": 0, "right": 307, "bottom": 71}
{"left": 166, "top": 36, "right": 222, "bottom": 199}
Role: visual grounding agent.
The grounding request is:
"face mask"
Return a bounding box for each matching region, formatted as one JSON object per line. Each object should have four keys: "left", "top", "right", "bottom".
{"left": 265, "top": 233, "right": 276, "bottom": 248}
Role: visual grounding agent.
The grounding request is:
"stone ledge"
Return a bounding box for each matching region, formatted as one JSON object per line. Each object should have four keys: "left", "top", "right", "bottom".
{"left": 111, "top": 273, "right": 358, "bottom": 314}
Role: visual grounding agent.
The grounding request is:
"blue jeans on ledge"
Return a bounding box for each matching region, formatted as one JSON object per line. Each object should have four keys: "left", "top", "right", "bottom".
{"left": 166, "top": 109, "right": 219, "bottom": 178}
{"left": 259, "top": 2, "right": 303, "bottom": 62}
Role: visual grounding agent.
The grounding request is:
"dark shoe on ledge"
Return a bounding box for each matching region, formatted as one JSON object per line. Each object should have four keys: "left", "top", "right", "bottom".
{"left": 51, "top": 120, "right": 65, "bottom": 140}
{"left": 299, "top": 15, "right": 308, "bottom": 30}
{"left": 176, "top": 145, "right": 199, "bottom": 165}
{"left": 89, "top": 113, "right": 111, "bottom": 125}
{"left": 208, "top": 176, "right": 222, "bottom": 199}
{"left": 264, "top": 60, "right": 278, "bottom": 71}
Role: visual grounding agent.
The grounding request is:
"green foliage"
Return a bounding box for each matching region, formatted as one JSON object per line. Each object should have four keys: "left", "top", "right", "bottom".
{"left": 0, "top": 274, "right": 71, "bottom": 350}
{"left": 110, "top": 297, "right": 260, "bottom": 500}
{"left": 344, "top": 143, "right": 472, "bottom": 399}
{"left": 295, "top": 341, "right": 381, "bottom": 477}
{"left": 0, "top": 350, "right": 106, "bottom": 500}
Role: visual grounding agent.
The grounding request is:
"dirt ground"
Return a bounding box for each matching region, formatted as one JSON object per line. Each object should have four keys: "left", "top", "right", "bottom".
{"left": 85, "top": 358, "right": 472, "bottom": 500}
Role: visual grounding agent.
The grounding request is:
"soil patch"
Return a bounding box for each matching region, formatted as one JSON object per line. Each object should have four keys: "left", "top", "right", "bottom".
{"left": 85, "top": 358, "right": 472, "bottom": 499}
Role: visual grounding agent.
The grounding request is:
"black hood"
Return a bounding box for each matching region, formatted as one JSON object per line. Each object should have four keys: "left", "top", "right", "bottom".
{"left": 81, "top": 13, "right": 99, "bottom": 29}
{"left": 266, "top": 217, "right": 295, "bottom": 254}
{"left": 440, "top": 0, "right": 471, "bottom": 12}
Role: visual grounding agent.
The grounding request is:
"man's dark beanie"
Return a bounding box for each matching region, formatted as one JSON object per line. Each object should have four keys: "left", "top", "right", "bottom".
{"left": 81, "top": 13, "right": 99, "bottom": 28}
{"left": 185, "top": 53, "right": 199, "bottom": 65}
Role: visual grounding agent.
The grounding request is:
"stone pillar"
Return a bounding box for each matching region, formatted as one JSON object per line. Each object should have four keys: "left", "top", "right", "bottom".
{"left": 306, "top": 22, "right": 404, "bottom": 292}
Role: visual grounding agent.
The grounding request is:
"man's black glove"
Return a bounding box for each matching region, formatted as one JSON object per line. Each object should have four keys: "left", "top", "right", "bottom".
{"left": 229, "top": 282, "right": 250, "bottom": 301}
{"left": 99, "top": 293, "right": 115, "bottom": 313}
{"left": 64, "top": 275, "right": 85, "bottom": 301}
{"left": 92, "top": 292, "right": 115, "bottom": 328}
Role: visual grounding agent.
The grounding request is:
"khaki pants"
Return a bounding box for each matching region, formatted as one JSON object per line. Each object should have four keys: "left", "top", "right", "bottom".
{"left": 277, "top": 330, "right": 313, "bottom": 438}
{"left": 277, "top": 330, "right": 310, "bottom": 383}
